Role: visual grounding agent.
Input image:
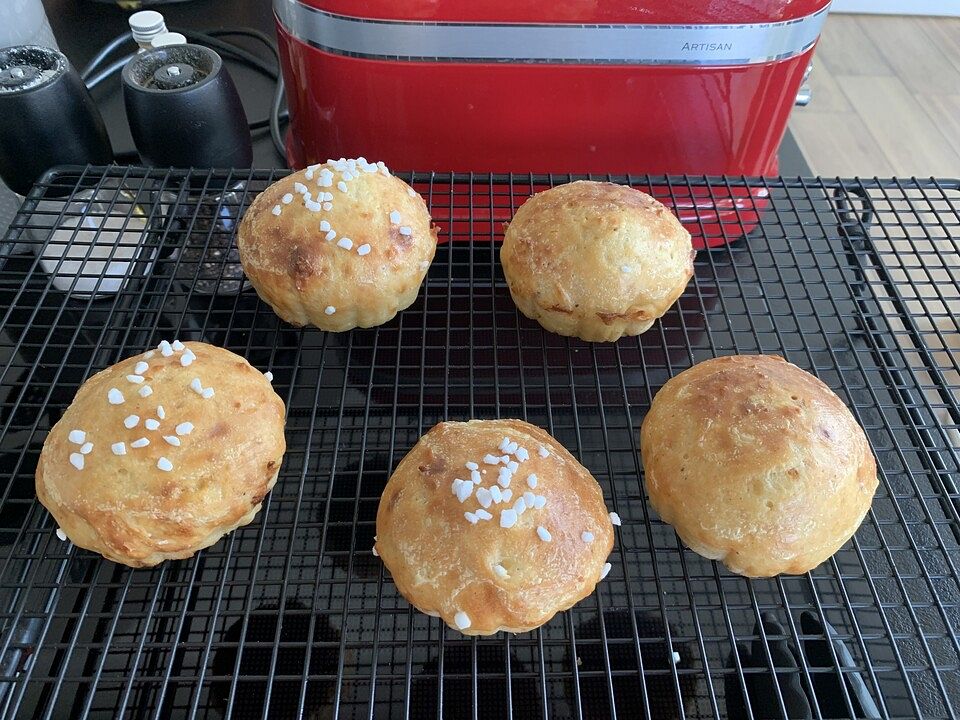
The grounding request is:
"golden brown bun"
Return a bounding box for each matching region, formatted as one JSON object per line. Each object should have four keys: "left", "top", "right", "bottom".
{"left": 640, "top": 355, "right": 877, "bottom": 577}
{"left": 500, "top": 181, "right": 694, "bottom": 342}
{"left": 36, "top": 341, "right": 286, "bottom": 567}
{"left": 376, "top": 419, "right": 615, "bottom": 635}
{"left": 237, "top": 159, "right": 437, "bottom": 331}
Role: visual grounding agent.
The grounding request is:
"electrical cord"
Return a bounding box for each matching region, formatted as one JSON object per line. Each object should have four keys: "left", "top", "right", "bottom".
{"left": 176, "top": 28, "right": 278, "bottom": 79}
{"left": 270, "top": 75, "right": 286, "bottom": 160}
{"left": 84, "top": 54, "right": 134, "bottom": 91}
{"left": 80, "top": 30, "right": 133, "bottom": 81}
{"left": 173, "top": 28, "right": 289, "bottom": 160}
{"left": 203, "top": 28, "right": 279, "bottom": 69}
{"left": 81, "top": 25, "right": 288, "bottom": 162}
{"left": 205, "top": 27, "right": 290, "bottom": 140}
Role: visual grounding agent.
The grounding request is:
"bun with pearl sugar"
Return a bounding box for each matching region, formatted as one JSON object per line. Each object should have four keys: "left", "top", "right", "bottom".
{"left": 237, "top": 157, "right": 437, "bottom": 331}
{"left": 375, "top": 419, "right": 615, "bottom": 635}
{"left": 500, "top": 180, "right": 695, "bottom": 342}
{"left": 36, "top": 341, "right": 286, "bottom": 568}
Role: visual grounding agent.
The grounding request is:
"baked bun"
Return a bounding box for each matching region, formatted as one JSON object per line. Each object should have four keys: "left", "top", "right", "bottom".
{"left": 640, "top": 355, "right": 877, "bottom": 577}
{"left": 500, "top": 181, "right": 694, "bottom": 342}
{"left": 376, "top": 419, "right": 615, "bottom": 635}
{"left": 36, "top": 341, "right": 286, "bottom": 567}
{"left": 237, "top": 157, "right": 437, "bottom": 331}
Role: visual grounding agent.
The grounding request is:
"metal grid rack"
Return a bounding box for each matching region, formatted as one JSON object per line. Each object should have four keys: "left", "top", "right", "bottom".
{"left": 0, "top": 167, "right": 958, "bottom": 719}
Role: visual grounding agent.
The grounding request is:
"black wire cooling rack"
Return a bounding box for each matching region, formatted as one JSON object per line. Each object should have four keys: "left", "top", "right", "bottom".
{"left": 0, "top": 167, "right": 958, "bottom": 720}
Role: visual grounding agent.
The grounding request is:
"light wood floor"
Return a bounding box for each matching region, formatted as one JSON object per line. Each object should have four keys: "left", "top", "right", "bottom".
{"left": 789, "top": 15, "right": 960, "bottom": 444}
{"left": 789, "top": 14, "right": 960, "bottom": 178}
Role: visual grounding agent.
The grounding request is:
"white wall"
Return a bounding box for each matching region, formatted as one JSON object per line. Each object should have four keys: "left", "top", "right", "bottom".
{"left": 831, "top": 0, "right": 960, "bottom": 15}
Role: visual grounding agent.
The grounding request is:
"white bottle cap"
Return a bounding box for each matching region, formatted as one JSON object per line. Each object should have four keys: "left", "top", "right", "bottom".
{"left": 150, "top": 32, "right": 187, "bottom": 49}
{"left": 129, "top": 10, "right": 167, "bottom": 47}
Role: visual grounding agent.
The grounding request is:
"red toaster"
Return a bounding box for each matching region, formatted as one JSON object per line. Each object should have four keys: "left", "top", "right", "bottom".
{"left": 274, "top": 0, "right": 830, "bottom": 245}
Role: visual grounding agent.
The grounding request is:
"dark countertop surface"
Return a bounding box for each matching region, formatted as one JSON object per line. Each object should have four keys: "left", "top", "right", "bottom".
{"left": 42, "top": 0, "right": 812, "bottom": 175}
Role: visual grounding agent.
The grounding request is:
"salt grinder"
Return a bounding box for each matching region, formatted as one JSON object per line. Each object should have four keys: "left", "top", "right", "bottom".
{"left": 0, "top": 46, "right": 113, "bottom": 196}
{"left": 121, "top": 44, "right": 252, "bottom": 168}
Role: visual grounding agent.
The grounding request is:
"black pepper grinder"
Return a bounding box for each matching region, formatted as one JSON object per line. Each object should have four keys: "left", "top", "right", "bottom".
{"left": 0, "top": 46, "right": 113, "bottom": 196}
{"left": 121, "top": 44, "right": 252, "bottom": 168}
